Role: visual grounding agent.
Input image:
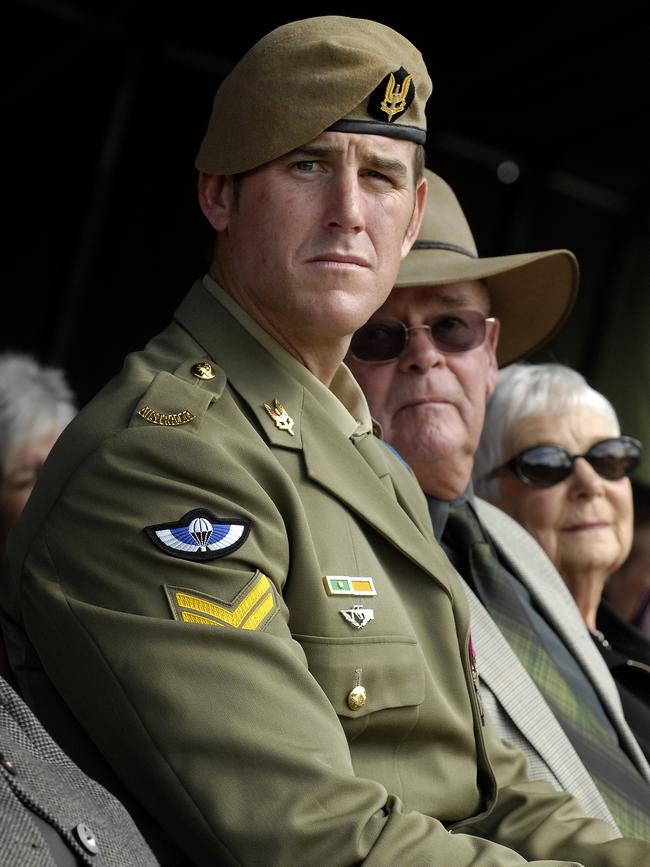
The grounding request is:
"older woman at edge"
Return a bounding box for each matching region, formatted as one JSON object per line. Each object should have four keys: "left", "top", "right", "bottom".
{"left": 0, "top": 352, "right": 76, "bottom": 679}
{"left": 474, "top": 361, "right": 650, "bottom": 762}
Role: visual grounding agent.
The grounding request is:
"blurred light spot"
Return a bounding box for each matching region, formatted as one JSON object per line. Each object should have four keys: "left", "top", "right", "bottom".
{"left": 497, "top": 160, "right": 520, "bottom": 184}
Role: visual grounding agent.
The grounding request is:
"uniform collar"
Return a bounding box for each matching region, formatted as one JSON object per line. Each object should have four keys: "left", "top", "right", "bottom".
{"left": 202, "top": 274, "right": 372, "bottom": 440}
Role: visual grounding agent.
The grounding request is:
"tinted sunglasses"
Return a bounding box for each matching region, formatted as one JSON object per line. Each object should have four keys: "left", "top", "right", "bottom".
{"left": 494, "top": 436, "right": 642, "bottom": 488}
{"left": 350, "top": 311, "right": 495, "bottom": 363}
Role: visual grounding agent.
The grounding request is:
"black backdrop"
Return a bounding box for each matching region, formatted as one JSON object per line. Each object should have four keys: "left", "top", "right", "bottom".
{"left": 4, "top": 2, "right": 650, "bottom": 478}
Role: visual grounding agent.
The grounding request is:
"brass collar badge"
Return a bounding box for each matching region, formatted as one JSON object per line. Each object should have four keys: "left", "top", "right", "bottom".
{"left": 263, "top": 399, "right": 295, "bottom": 436}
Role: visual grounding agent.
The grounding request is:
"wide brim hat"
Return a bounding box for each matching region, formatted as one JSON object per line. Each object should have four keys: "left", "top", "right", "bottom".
{"left": 396, "top": 169, "right": 579, "bottom": 367}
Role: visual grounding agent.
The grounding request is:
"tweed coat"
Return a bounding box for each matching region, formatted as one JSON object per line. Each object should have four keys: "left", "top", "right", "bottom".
{"left": 0, "top": 675, "right": 158, "bottom": 866}
{"left": 457, "top": 500, "right": 650, "bottom": 834}
{"left": 474, "top": 499, "right": 650, "bottom": 781}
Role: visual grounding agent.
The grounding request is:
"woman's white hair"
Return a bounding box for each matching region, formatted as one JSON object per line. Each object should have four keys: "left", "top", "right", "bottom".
{"left": 473, "top": 362, "right": 620, "bottom": 502}
{"left": 0, "top": 352, "right": 76, "bottom": 469}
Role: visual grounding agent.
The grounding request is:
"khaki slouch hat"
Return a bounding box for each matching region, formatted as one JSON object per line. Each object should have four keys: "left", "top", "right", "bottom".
{"left": 396, "top": 169, "right": 579, "bottom": 367}
{"left": 195, "top": 16, "right": 432, "bottom": 176}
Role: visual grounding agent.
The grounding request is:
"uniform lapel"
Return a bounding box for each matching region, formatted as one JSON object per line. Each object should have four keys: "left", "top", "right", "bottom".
{"left": 300, "top": 391, "right": 453, "bottom": 585}
{"left": 175, "top": 282, "right": 456, "bottom": 594}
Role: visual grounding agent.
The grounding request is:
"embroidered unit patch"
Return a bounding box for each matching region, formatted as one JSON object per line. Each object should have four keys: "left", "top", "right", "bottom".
{"left": 165, "top": 573, "right": 276, "bottom": 630}
{"left": 145, "top": 509, "right": 250, "bottom": 561}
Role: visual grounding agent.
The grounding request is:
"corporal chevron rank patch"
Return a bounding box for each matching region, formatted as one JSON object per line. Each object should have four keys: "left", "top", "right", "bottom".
{"left": 164, "top": 572, "right": 276, "bottom": 631}
{"left": 145, "top": 509, "right": 250, "bottom": 561}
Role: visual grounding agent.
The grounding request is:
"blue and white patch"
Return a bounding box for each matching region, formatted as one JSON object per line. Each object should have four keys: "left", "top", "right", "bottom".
{"left": 144, "top": 509, "right": 251, "bottom": 561}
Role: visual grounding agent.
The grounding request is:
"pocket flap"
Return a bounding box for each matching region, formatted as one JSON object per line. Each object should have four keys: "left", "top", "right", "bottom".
{"left": 297, "top": 634, "right": 425, "bottom": 718}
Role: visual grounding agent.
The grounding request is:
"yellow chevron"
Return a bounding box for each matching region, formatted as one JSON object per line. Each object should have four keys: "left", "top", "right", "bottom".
{"left": 174, "top": 573, "right": 273, "bottom": 629}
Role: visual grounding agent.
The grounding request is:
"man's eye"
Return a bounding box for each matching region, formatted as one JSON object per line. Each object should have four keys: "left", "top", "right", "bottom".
{"left": 365, "top": 324, "right": 395, "bottom": 341}
{"left": 366, "top": 170, "right": 390, "bottom": 183}
{"left": 293, "top": 161, "right": 318, "bottom": 172}
{"left": 436, "top": 316, "right": 465, "bottom": 332}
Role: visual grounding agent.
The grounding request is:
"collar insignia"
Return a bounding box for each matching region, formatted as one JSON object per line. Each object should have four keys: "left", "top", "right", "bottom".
{"left": 145, "top": 509, "right": 250, "bottom": 561}
{"left": 368, "top": 67, "right": 414, "bottom": 123}
{"left": 263, "top": 398, "right": 295, "bottom": 436}
{"left": 340, "top": 604, "right": 374, "bottom": 630}
{"left": 191, "top": 361, "right": 216, "bottom": 380}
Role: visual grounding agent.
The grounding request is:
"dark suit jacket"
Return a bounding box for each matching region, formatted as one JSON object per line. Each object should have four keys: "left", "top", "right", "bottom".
{"left": 596, "top": 599, "right": 650, "bottom": 761}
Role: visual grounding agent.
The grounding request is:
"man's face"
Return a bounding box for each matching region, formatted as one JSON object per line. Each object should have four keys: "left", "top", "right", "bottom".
{"left": 347, "top": 282, "right": 499, "bottom": 500}
{"left": 201, "top": 131, "right": 425, "bottom": 359}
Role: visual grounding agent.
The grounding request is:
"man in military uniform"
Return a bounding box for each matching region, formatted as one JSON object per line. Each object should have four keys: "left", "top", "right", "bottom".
{"left": 2, "top": 15, "right": 650, "bottom": 866}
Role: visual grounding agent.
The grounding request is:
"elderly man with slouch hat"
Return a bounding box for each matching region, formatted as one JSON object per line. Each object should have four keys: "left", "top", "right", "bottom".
{"left": 3, "top": 15, "right": 650, "bottom": 866}
{"left": 348, "top": 168, "right": 650, "bottom": 841}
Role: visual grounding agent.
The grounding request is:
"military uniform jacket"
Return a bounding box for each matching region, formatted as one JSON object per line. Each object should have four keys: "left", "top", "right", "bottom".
{"left": 2, "top": 279, "right": 649, "bottom": 866}
{"left": 0, "top": 676, "right": 158, "bottom": 866}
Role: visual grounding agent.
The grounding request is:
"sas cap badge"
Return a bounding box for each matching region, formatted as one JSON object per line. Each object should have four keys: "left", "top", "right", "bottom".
{"left": 367, "top": 67, "right": 414, "bottom": 123}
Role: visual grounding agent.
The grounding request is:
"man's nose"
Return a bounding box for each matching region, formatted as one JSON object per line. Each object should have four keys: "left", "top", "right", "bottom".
{"left": 397, "top": 326, "right": 446, "bottom": 373}
{"left": 323, "top": 173, "right": 364, "bottom": 233}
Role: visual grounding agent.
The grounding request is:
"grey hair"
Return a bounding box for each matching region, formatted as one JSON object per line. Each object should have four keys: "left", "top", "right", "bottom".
{"left": 0, "top": 352, "right": 76, "bottom": 469}
{"left": 473, "top": 362, "right": 620, "bottom": 502}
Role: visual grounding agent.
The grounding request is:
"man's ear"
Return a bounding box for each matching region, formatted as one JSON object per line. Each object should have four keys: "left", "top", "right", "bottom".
{"left": 401, "top": 175, "right": 427, "bottom": 259}
{"left": 485, "top": 318, "right": 501, "bottom": 395}
{"left": 198, "top": 173, "right": 233, "bottom": 231}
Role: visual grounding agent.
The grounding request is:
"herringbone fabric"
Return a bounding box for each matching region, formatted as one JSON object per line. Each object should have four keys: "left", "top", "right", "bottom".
{"left": 443, "top": 501, "right": 650, "bottom": 840}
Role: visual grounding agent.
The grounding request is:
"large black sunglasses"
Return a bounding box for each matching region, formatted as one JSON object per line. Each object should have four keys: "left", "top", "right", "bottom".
{"left": 493, "top": 436, "right": 643, "bottom": 488}
{"left": 350, "top": 311, "right": 495, "bottom": 363}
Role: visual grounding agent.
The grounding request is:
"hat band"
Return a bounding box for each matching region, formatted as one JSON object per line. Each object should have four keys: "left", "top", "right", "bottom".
{"left": 327, "top": 119, "right": 426, "bottom": 145}
{"left": 412, "top": 240, "right": 477, "bottom": 258}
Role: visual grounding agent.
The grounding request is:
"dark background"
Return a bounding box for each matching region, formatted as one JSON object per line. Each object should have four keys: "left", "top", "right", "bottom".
{"left": 4, "top": 1, "right": 650, "bottom": 478}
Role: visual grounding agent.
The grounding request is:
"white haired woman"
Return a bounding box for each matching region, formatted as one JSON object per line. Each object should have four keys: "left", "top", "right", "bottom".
{"left": 0, "top": 352, "right": 76, "bottom": 556}
{"left": 474, "top": 361, "right": 650, "bottom": 762}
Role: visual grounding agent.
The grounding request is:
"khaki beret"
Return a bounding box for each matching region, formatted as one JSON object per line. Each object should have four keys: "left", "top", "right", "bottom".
{"left": 195, "top": 16, "right": 431, "bottom": 176}
{"left": 396, "top": 169, "right": 579, "bottom": 367}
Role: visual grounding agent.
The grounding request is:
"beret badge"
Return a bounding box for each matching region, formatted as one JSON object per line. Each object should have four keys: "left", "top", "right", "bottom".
{"left": 367, "top": 67, "right": 415, "bottom": 123}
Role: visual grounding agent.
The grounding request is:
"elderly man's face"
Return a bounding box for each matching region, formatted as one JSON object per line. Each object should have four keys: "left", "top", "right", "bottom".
{"left": 347, "top": 282, "right": 499, "bottom": 500}
{"left": 200, "top": 131, "right": 425, "bottom": 365}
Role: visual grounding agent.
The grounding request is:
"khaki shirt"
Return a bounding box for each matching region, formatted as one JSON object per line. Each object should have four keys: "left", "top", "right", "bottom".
{"left": 3, "top": 279, "right": 647, "bottom": 866}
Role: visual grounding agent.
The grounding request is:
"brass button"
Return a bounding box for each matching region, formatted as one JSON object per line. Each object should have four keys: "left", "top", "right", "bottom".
{"left": 191, "top": 361, "right": 215, "bottom": 380}
{"left": 347, "top": 685, "right": 367, "bottom": 711}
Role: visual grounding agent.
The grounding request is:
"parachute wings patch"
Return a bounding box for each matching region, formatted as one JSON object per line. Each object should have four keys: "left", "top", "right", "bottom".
{"left": 145, "top": 509, "right": 250, "bottom": 561}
